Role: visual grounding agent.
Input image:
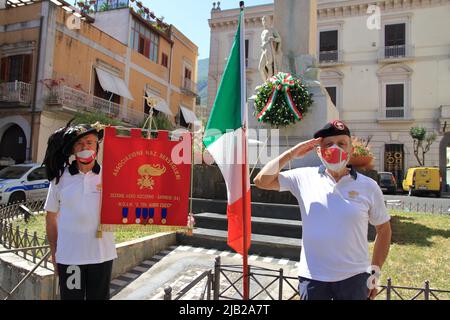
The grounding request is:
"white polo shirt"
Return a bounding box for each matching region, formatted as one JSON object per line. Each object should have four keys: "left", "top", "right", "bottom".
{"left": 279, "top": 165, "right": 390, "bottom": 282}
{"left": 44, "top": 161, "right": 117, "bottom": 265}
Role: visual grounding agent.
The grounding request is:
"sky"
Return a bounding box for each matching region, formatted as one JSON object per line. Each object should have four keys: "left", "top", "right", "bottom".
{"left": 142, "top": 0, "right": 273, "bottom": 60}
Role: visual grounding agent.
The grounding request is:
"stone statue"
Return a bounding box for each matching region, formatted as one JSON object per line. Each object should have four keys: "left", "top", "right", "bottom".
{"left": 258, "top": 16, "right": 282, "bottom": 82}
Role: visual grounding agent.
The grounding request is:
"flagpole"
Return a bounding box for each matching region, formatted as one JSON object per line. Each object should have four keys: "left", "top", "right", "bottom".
{"left": 239, "top": 1, "right": 250, "bottom": 301}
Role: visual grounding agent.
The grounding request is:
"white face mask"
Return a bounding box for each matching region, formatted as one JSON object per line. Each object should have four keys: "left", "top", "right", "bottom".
{"left": 319, "top": 144, "right": 350, "bottom": 173}
{"left": 75, "top": 150, "right": 96, "bottom": 164}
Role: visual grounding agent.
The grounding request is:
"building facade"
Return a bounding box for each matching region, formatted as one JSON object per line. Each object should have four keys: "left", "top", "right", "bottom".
{"left": 208, "top": 0, "right": 450, "bottom": 188}
{"left": 0, "top": 0, "right": 198, "bottom": 164}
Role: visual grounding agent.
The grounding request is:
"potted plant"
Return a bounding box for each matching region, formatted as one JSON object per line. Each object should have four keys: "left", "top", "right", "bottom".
{"left": 349, "top": 136, "right": 374, "bottom": 170}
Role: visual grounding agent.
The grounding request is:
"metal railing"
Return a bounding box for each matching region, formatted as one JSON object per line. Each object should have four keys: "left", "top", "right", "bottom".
{"left": 378, "top": 278, "right": 450, "bottom": 300}
{"left": 0, "top": 200, "right": 51, "bottom": 268}
{"left": 162, "top": 256, "right": 450, "bottom": 300}
{"left": 380, "top": 45, "right": 414, "bottom": 60}
{"left": 385, "top": 199, "right": 450, "bottom": 215}
{"left": 181, "top": 78, "right": 197, "bottom": 95}
{"left": 319, "top": 50, "right": 340, "bottom": 63}
{"left": 47, "top": 85, "right": 147, "bottom": 126}
{"left": 385, "top": 106, "right": 405, "bottom": 118}
{"left": 0, "top": 81, "right": 32, "bottom": 105}
{"left": 0, "top": 200, "right": 56, "bottom": 300}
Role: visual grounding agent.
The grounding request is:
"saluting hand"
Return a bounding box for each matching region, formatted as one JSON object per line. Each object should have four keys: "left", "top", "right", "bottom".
{"left": 289, "top": 138, "right": 322, "bottom": 159}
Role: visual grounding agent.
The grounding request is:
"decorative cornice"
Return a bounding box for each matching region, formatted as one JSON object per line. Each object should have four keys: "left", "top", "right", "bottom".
{"left": 317, "top": 0, "right": 450, "bottom": 19}
{"left": 209, "top": 0, "right": 450, "bottom": 28}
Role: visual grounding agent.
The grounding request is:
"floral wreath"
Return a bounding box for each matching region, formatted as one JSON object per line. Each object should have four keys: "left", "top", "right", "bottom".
{"left": 254, "top": 72, "right": 313, "bottom": 128}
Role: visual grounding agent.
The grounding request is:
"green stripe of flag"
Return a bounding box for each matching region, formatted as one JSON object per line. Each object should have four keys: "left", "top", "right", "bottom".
{"left": 203, "top": 12, "right": 243, "bottom": 149}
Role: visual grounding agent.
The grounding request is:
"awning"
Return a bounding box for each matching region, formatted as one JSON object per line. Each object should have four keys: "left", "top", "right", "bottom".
{"left": 180, "top": 105, "right": 198, "bottom": 124}
{"left": 145, "top": 90, "right": 173, "bottom": 116}
{"left": 95, "top": 68, "right": 134, "bottom": 100}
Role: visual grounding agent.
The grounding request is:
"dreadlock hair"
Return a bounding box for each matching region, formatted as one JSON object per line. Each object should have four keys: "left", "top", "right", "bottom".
{"left": 43, "top": 119, "right": 74, "bottom": 184}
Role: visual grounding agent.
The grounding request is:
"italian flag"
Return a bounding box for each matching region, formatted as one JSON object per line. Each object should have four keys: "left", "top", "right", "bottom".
{"left": 203, "top": 11, "right": 251, "bottom": 255}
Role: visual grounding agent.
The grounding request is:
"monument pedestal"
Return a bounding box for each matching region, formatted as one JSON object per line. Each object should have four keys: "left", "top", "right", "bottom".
{"left": 248, "top": 84, "right": 339, "bottom": 168}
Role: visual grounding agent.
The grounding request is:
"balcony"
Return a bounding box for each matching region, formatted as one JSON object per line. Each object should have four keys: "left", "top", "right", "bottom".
{"left": 181, "top": 78, "right": 198, "bottom": 97}
{"left": 318, "top": 50, "right": 344, "bottom": 66}
{"left": 46, "top": 85, "right": 147, "bottom": 127}
{"left": 0, "top": 81, "right": 32, "bottom": 107}
{"left": 439, "top": 105, "right": 450, "bottom": 133}
{"left": 377, "top": 106, "right": 414, "bottom": 124}
{"left": 378, "top": 45, "right": 415, "bottom": 63}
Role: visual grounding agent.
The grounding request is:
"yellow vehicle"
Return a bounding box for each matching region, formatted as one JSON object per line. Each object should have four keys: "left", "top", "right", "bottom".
{"left": 402, "top": 167, "right": 441, "bottom": 197}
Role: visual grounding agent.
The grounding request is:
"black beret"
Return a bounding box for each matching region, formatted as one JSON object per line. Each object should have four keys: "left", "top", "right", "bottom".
{"left": 313, "top": 120, "right": 351, "bottom": 139}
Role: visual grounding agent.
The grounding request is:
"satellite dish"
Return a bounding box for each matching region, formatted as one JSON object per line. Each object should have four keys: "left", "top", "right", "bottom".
{"left": 66, "top": 14, "right": 81, "bottom": 30}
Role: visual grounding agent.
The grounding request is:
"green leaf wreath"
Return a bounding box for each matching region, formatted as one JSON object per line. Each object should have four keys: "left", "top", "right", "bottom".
{"left": 254, "top": 72, "right": 313, "bottom": 128}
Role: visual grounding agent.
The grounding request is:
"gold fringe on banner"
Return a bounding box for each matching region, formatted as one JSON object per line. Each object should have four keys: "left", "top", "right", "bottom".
{"left": 97, "top": 223, "right": 193, "bottom": 235}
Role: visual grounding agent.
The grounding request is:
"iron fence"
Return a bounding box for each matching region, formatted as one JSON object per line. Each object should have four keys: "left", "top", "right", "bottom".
{"left": 163, "top": 256, "right": 450, "bottom": 300}
{"left": 385, "top": 199, "right": 450, "bottom": 215}
{"left": 0, "top": 200, "right": 51, "bottom": 269}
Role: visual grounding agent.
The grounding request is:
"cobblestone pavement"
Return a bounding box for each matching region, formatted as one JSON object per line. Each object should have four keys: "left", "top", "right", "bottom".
{"left": 111, "top": 245, "right": 300, "bottom": 300}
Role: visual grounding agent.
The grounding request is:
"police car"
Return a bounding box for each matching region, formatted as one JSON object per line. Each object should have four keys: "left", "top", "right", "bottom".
{"left": 0, "top": 163, "right": 49, "bottom": 205}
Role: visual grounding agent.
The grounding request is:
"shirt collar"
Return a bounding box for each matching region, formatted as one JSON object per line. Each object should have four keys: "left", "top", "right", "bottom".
{"left": 69, "top": 160, "right": 101, "bottom": 176}
{"left": 318, "top": 164, "right": 357, "bottom": 180}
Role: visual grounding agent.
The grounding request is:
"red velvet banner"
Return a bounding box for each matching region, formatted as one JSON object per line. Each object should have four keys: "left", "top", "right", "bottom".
{"left": 101, "top": 127, "right": 191, "bottom": 226}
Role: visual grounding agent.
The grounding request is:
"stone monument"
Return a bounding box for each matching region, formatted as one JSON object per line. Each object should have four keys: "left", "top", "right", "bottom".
{"left": 250, "top": 0, "right": 340, "bottom": 168}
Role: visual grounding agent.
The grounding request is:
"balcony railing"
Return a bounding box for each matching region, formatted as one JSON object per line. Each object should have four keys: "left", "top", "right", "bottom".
{"left": 385, "top": 107, "right": 405, "bottom": 118}
{"left": 319, "top": 50, "right": 343, "bottom": 64}
{"left": 379, "top": 45, "right": 414, "bottom": 60}
{"left": 46, "top": 85, "right": 147, "bottom": 127}
{"left": 0, "top": 81, "right": 32, "bottom": 106}
{"left": 181, "top": 78, "right": 197, "bottom": 96}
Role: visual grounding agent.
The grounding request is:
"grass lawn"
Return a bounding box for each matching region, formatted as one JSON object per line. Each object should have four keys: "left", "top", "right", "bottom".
{"left": 11, "top": 210, "right": 450, "bottom": 299}
{"left": 369, "top": 210, "right": 450, "bottom": 299}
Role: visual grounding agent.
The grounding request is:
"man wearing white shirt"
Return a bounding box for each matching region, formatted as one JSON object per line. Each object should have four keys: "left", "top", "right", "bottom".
{"left": 254, "top": 120, "right": 391, "bottom": 300}
{"left": 44, "top": 123, "right": 117, "bottom": 300}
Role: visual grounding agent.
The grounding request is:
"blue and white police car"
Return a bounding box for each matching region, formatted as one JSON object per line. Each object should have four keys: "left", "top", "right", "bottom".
{"left": 0, "top": 163, "right": 49, "bottom": 205}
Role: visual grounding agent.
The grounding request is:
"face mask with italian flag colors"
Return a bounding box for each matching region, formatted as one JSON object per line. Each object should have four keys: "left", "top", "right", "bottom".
{"left": 319, "top": 144, "right": 349, "bottom": 173}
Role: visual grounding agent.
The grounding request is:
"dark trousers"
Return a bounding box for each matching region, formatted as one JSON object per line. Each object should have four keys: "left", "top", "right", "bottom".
{"left": 298, "top": 273, "right": 370, "bottom": 300}
{"left": 57, "top": 260, "right": 113, "bottom": 300}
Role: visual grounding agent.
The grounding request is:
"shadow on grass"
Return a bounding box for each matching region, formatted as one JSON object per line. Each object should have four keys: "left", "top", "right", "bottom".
{"left": 390, "top": 215, "right": 450, "bottom": 246}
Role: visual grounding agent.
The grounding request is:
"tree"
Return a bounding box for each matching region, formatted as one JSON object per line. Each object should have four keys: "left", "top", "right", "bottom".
{"left": 410, "top": 127, "right": 437, "bottom": 167}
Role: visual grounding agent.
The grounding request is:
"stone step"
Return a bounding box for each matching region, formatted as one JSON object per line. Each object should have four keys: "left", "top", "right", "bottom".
{"left": 194, "top": 212, "right": 302, "bottom": 239}
{"left": 191, "top": 198, "right": 301, "bottom": 221}
{"left": 177, "top": 228, "right": 302, "bottom": 261}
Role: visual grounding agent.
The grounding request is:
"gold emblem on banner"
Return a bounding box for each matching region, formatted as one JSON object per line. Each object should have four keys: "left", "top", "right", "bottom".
{"left": 137, "top": 164, "right": 167, "bottom": 190}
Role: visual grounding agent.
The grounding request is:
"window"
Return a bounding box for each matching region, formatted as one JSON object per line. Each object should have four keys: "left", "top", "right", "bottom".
{"left": 27, "top": 167, "right": 47, "bottom": 181}
{"left": 184, "top": 68, "right": 192, "bottom": 80}
{"left": 385, "top": 23, "right": 406, "bottom": 57}
{"left": 176, "top": 109, "right": 188, "bottom": 128}
{"left": 161, "top": 53, "right": 169, "bottom": 68}
{"left": 130, "top": 19, "right": 159, "bottom": 63}
{"left": 386, "top": 84, "right": 404, "bottom": 118}
{"left": 319, "top": 30, "right": 338, "bottom": 62}
{"left": 325, "top": 87, "right": 337, "bottom": 107}
{"left": 93, "top": 71, "right": 120, "bottom": 109}
{"left": 0, "top": 54, "right": 32, "bottom": 83}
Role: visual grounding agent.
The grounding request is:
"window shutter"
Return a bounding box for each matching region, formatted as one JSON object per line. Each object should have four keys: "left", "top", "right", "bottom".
{"left": 22, "top": 54, "right": 32, "bottom": 83}
{"left": 0, "top": 57, "right": 9, "bottom": 81}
